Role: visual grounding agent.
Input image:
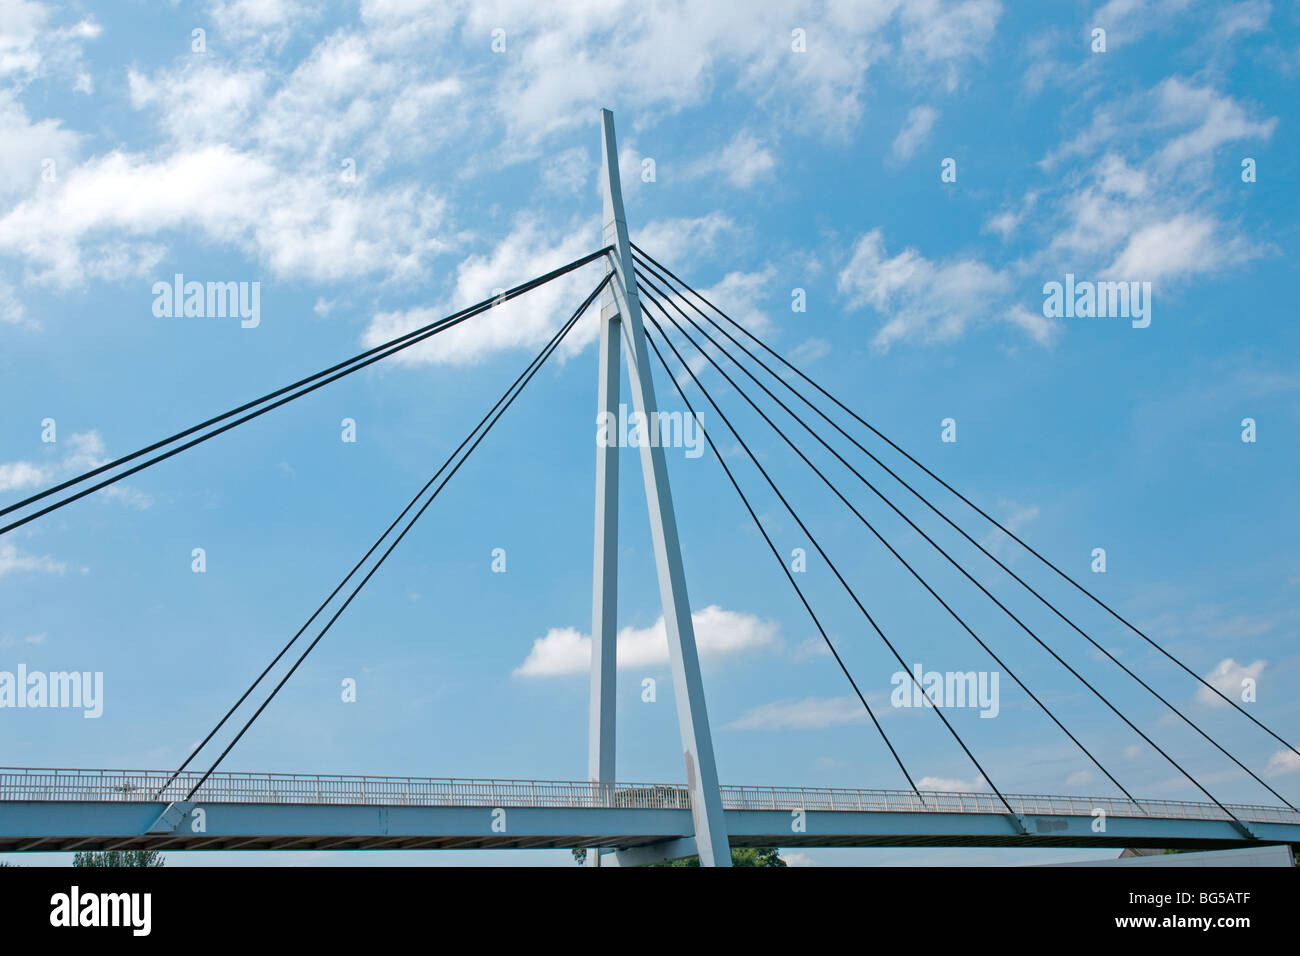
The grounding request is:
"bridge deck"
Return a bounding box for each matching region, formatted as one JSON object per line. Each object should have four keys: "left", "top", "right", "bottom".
{"left": 2, "top": 768, "right": 1298, "bottom": 853}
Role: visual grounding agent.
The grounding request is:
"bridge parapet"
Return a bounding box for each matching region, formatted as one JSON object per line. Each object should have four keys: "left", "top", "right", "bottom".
{"left": 3, "top": 768, "right": 1298, "bottom": 825}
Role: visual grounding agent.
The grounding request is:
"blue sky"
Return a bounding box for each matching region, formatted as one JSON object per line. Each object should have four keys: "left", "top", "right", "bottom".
{"left": 1, "top": 0, "right": 1298, "bottom": 867}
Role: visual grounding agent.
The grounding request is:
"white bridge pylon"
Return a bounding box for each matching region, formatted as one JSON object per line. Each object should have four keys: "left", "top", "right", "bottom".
{"left": 588, "top": 109, "right": 731, "bottom": 867}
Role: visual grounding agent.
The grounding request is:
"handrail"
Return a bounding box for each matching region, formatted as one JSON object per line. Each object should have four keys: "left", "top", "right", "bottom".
{"left": 0, "top": 767, "right": 1296, "bottom": 824}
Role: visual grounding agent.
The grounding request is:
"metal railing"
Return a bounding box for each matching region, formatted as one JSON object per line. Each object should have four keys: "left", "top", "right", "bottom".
{"left": 1, "top": 767, "right": 1297, "bottom": 825}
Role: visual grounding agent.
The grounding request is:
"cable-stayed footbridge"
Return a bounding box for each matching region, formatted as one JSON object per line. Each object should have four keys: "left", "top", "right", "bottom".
{"left": 2, "top": 112, "right": 1298, "bottom": 865}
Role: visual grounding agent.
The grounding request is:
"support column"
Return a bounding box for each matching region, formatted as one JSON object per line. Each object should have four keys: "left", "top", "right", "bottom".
{"left": 587, "top": 260, "right": 621, "bottom": 867}
{"left": 596, "top": 107, "right": 731, "bottom": 867}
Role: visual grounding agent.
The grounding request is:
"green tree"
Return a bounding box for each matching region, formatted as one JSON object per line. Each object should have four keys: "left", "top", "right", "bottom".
{"left": 73, "top": 850, "right": 165, "bottom": 868}
{"left": 654, "top": 847, "right": 786, "bottom": 867}
{"left": 572, "top": 846, "right": 786, "bottom": 866}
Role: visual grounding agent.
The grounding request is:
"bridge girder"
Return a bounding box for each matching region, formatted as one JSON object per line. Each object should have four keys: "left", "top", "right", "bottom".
{"left": 2, "top": 801, "right": 1296, "bottom": 855}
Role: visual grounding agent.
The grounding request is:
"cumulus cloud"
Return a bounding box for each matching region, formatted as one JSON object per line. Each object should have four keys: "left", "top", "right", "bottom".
{"left": 1036, "top": 79, "right": 1275, "bottom": 287}
{"left": 632, "top": 213, "right": 739, "bottom": 272}
{"left": 0, "top": 89, "right": 80, "bottom": 199}
{"left": 208, "top": 0, "right": 315, "bottom": 42}
{"left": 838, "top": 229, "right": 1055, "bottom": 350}
{"left": 0, "top": 542, "right": 66, "bottom": 577}
{"left": 513, "top": 604, "right": 778, "bottom": 677}
{"left": 1195, "top": 658, "right": 1265, "bottom": 707}
{"left": 0, "top": 1, "right": 100, "bottom": 87}
{"left": 1150, "top": 77, "right": 1277, "bottom": 170}
{"left": 1105, "top": 213, "right": 1254, "bottom": 282}
{"left": 0, "top": 0, "right": 1004, "bottom": 344}
{"left": 362, "top": 217, "right": 600, "bottom": 367}
{"left": 687, "top": 131, "right": 776, "bottom": 188}
{"left": 433, "top": 0, "right": 1000, "bottom": 142}
{"left": 691, "top": 266, "right": 775, "bottom": 335}
{"left": 0, "top": 144, "right": 450, "bottom": 287}
{"left": 0, "top": 430, "right": 105, "bottom": 493}
{"left": 0, "top": 430, "right": 151, "bottom": 510}
{"left": 128, "top": 63, "right": 270, "bottom": 147}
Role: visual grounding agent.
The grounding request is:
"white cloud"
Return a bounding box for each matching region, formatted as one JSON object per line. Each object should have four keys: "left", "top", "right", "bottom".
{"left": 1034, "top": 79, "right": 1275, "bottom": 290}
{"left": 1090, "top": 0, "right": 1194, "bottom": 48}
{"left": 362, "top": 217, "right": 599, "bottom": 367}
{"left": 0, "top": 144, "right": 450, "bottom": 287}
{"left": 984, "top": 209, "right": 1021, "bottom": 240}
{"left": 0, "top": 89, "right": 80, "bottom": 200}
{"left": 209, "top": 0, "right": 312, "bottom": 38}
{"left": 1095, "top": 153, "right": 1148, "bottom": 199}
{"left": 790, "top": 338, "right": 830, "bottom": 363}
{"left": 633, "top": 213, "right": 737, "bottom": 265}
{"left": 0, "top": 1, "right": 100, "bottom": 86}
{"left": 792, "top": 637, "right": 831, "bottom": 660}
{"left": 687, "top": 131, "right": 776, "bottom": 188}
{"left": 0, "top": 430, "right": 148, "bottom": 509}
{"left": 1104, "top": 213, "right": 1246, "bottom": 282}
{"left": 1003, "top": 304, "right": 1060, "bottom": 345}
{"left": 900, "top": 0, "right": 1001, "bottom": 65}
{"left": 1211, "top": 0, "right": 1272, "bottom": 41}
{"left": 1264, "top": 749, "right": 1300, "bottom": 779}
{"left": 631, "top": 255, "right": 776, "bottom": 348}
{"left": 0, "top": 279, "right": 25, "bottom": 325}
{"left": 891, "top": 105, "right": 938, "bottom": 161}
{"left": 1195, "top": 658, "right": 1265, "bottom": 707}
{"left": 0, "top": 0, "right": 1005, "bottom": 330}
{"left": 103, "top": 485, "right": 153, "bottom": 511}
{"left": 415, "top": 0, "right": 1002, "bottom": 142}
{"left": 0, "top": 542, "right": 65, "bottom": 577}
{"left": 693, "top": 266, "right": 776, "bottom": 336}
{"left": 513, "top": 604, "right": 778, "bottom": 677}
{"left": 1151, "top": 77, "right": 1277, "bottom": 172}
{"left": 128, "top": 63, "right": 270, "bottom": 147}
{"left": 540, "top": 146, "right": 590, "bottom": 195}
{"left": 0, "top": 430, "right": 105, "bottom": 493}
{"left": 0, "top": 458, "right": 43, "bottom": 491}
{"left": 838, "top": 229, "right": 1040, "bottom": 351}
{"left": 983, "top": 191, "right": 1039, "bottom": 241}
{"left": 724, "top": 696, "right": 867, "bottom": 731}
